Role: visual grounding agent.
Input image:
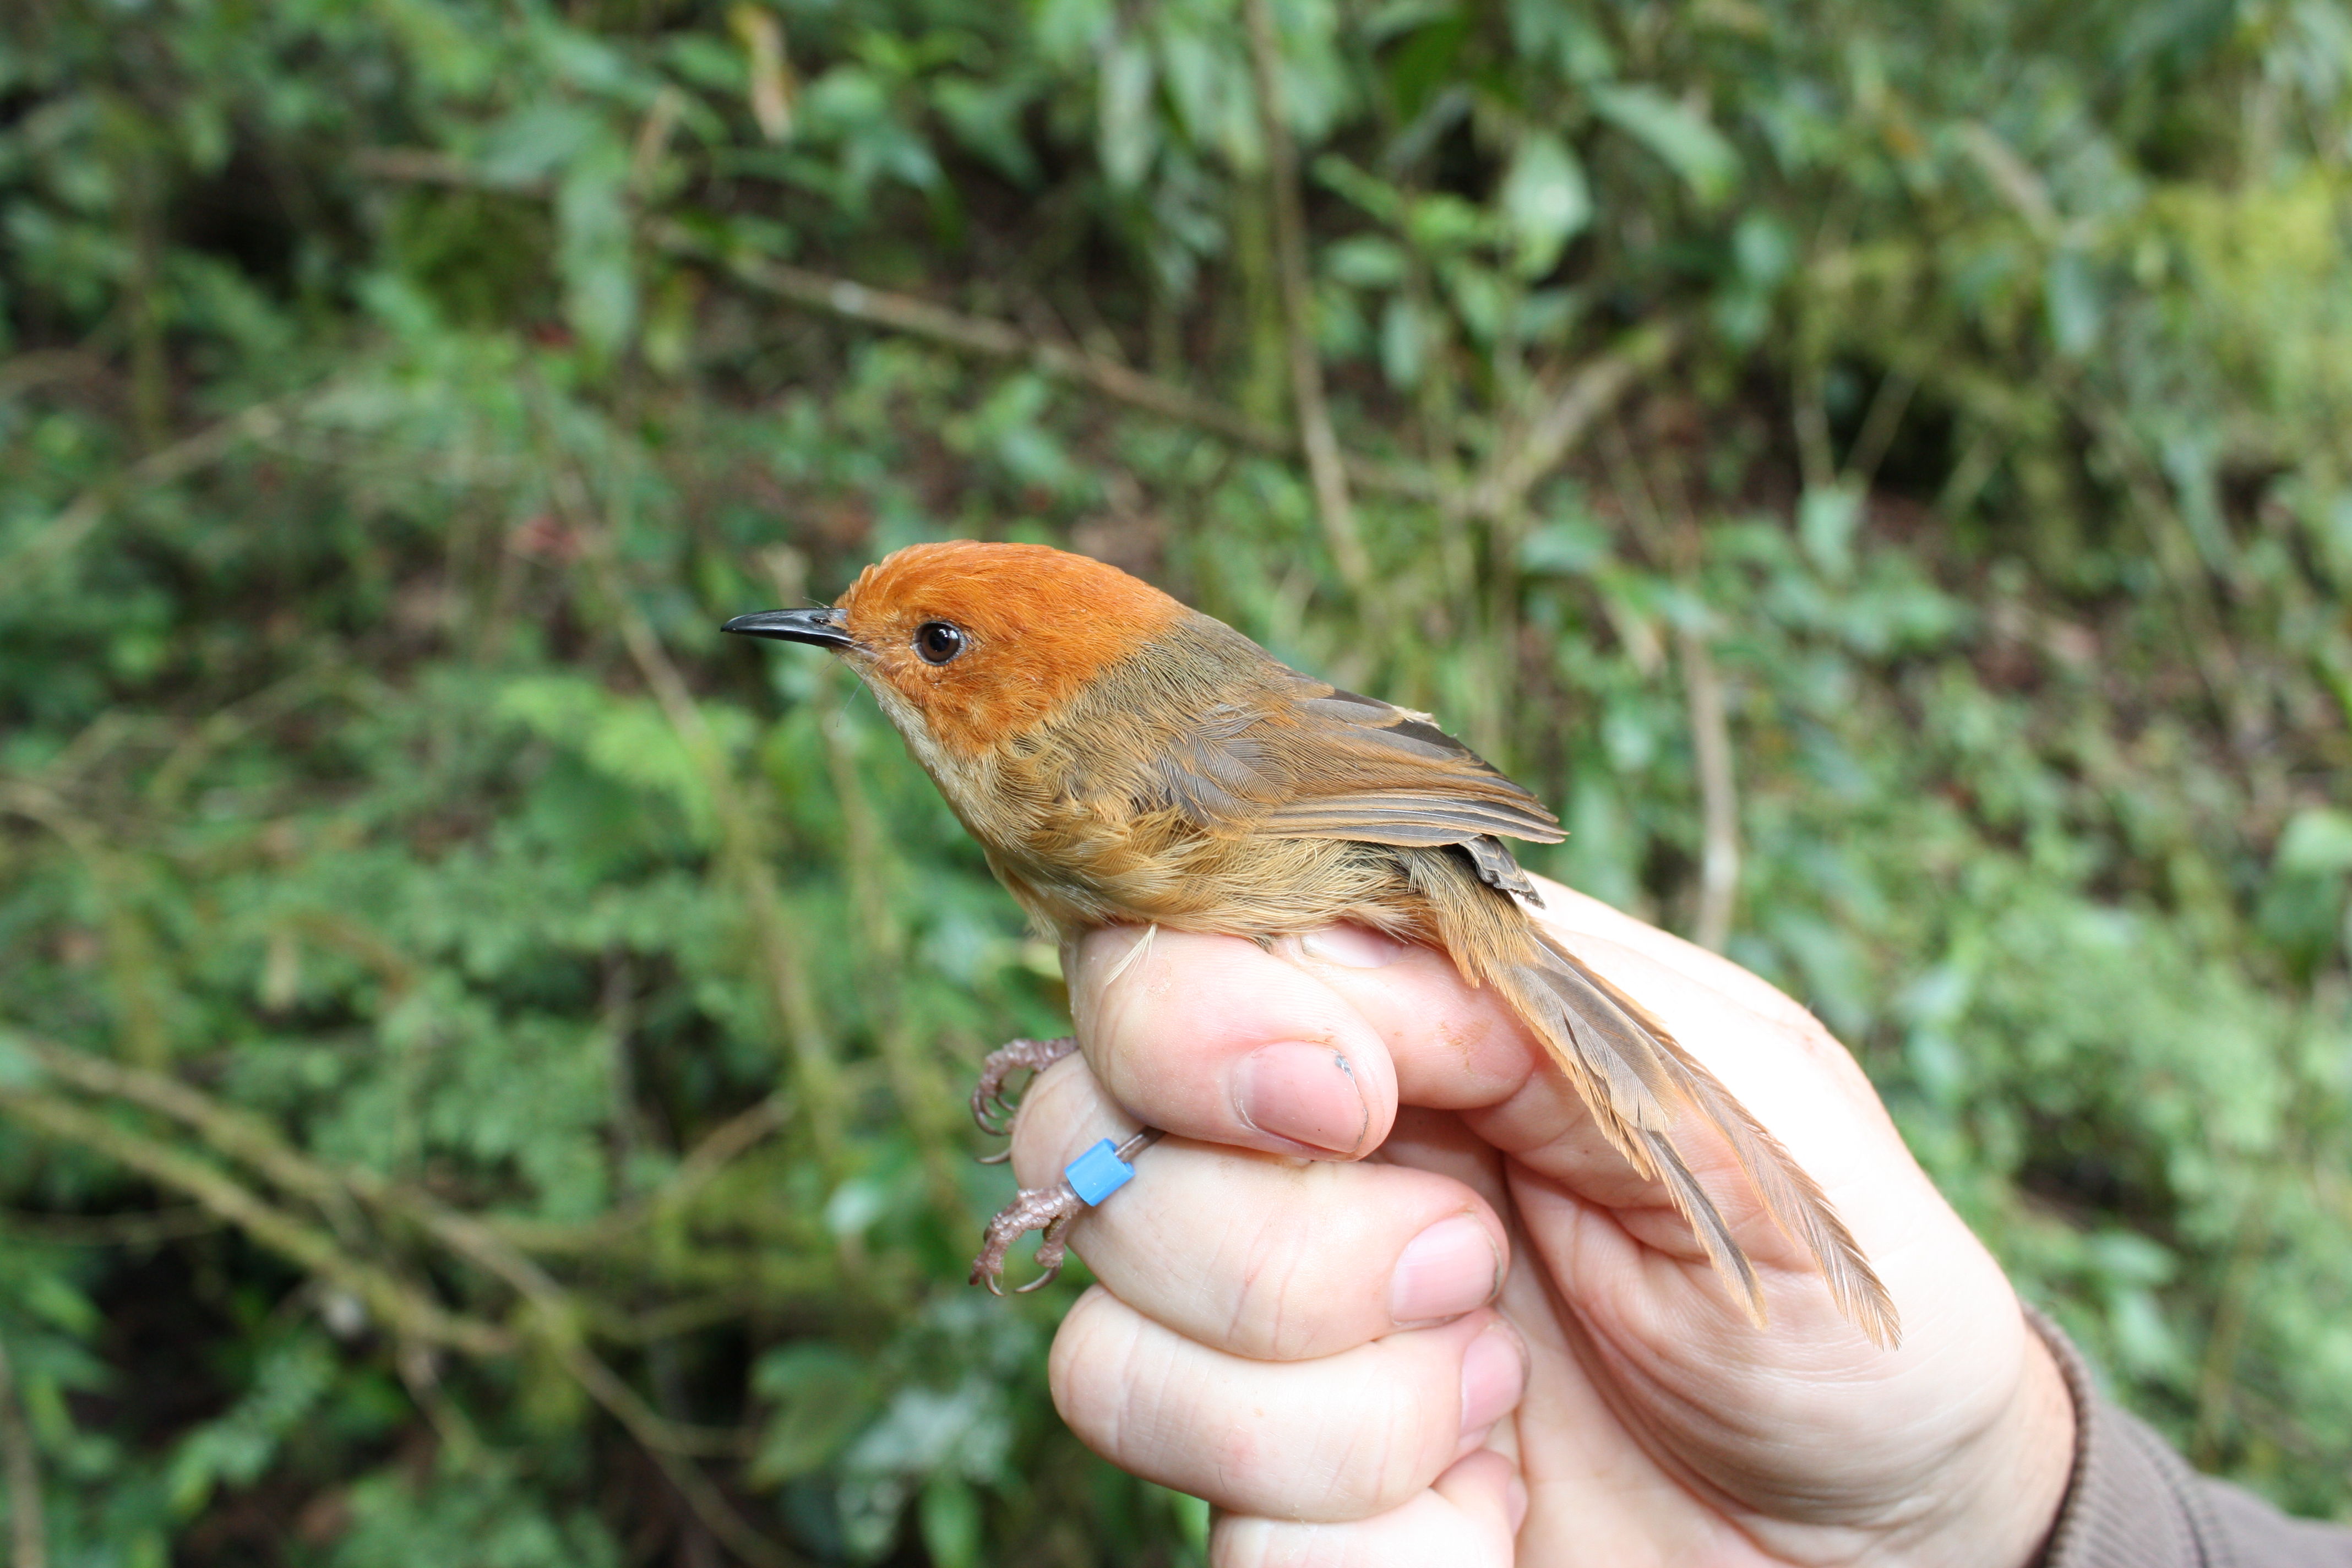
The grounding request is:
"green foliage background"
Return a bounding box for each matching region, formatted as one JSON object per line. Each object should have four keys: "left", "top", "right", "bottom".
{"left": 3, "top": 0, "right": 2351, "bottom": 1561}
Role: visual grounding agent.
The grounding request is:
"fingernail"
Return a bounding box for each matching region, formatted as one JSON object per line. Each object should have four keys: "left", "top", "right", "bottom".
{"left": 1389, "top": 1215, "right": 1502, "bottom": 1326}
{"left": 1233, "top": 1042, "right": 1369, "bottom": 1154}
{"left": 1458, "top": 1321, "right": 1526, "bottom": 1447}
{"left": 1297, "top": 925, "right": 1408, "bottom": 968}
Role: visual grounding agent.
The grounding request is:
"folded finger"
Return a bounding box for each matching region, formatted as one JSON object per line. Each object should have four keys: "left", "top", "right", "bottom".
{"left": 1010, "top": 1055, "right": 1509, "bottom": 1359}
{"left": 1049, "top": 1285, "right": 1527, "bottom": 1522}
{"left": 1211, "top": 1450, "right": 1523, "bottom": 1568}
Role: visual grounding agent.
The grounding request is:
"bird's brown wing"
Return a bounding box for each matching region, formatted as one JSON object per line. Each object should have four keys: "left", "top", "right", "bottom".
{"left": 1137, "top": 672, "right": 1562, "bottom": 851}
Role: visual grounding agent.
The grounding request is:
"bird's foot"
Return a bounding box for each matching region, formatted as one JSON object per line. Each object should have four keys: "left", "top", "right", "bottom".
{"left": 970, "top": 1181, "right": 1085, "bottom": 1294}
{"left": 968, "top": 1128, "right": 1163, "bottom": 1294}
{"left": 970, "top": 1035, "right": 1079, "bottom": 1138}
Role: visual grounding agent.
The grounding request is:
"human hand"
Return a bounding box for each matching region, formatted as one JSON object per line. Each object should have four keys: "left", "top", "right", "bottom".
{"left": 1006, "top": 878, "right": 2075, "bottom": 1566}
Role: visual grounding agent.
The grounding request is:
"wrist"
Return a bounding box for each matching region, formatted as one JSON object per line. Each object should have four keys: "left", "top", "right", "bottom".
{"left": 1899, "top": 1307, "right": 2078, "bottom": 1568}
{"left": 1990, "top": 1323, "right": 2078, "bottom": 1568}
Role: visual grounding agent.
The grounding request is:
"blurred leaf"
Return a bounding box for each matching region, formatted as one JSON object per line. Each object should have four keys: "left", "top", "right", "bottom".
{"left": 1098, "top": 34, "right": 1156, "bottom": 189}
{"left": 1499, "top": 130, "right": 1592, "bottom": 276}
{"left": 1519, "top": 515, "right": 1609, "bottom": 576}
{"left": 918, "top": 1474, "right": 982, "bottom": 1568}
{"left": 1797, "top": 483, "right": 1863, "bottom": 579}
{"left": 752, "top": 1344, "right": 877, "bottom": 1483}
{"left": 1591, "top": 84, "right": 1739, "bottom": 205}
{"left": 2277, "top": 809, "right": 2352, "bottom": 877}
{"left": 1379, "top": 293, "right": 1428, "bottom": 388}
{"left": 2045, "top": 247, "right": 2103, "bottom": 356}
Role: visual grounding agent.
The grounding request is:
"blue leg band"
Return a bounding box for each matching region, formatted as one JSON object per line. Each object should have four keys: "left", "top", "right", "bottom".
{"left": 1064, "top": 1139, "right": 1137, "bottom": 1206}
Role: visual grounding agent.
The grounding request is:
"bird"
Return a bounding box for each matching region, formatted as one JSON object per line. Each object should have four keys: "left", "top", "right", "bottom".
{"left": 724, "top": 539, "right": 1898, "bottom": 1348}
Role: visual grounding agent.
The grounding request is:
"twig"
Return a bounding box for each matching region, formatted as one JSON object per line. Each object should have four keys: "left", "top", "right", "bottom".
{"left": 2075, "top": 398, "right": 2255, "bottom": 742}
{"left": 0, "top": 394, "right": 301, "bottom": 592}
{"left": 0, "top": 1205, "right": 219, "bottom": 1246}
{"left": 665, "top": 225, "right": 1435, "bottom": 503}
{"left": 1678, "top": 627, "right": 1741, "bottom": 953}
{"left": 144, "top": 660, "right": 349, "bottom": 805}
{"left": 1243, "top": 0, "right": 1373, "bottom": 595}
{"left": 1840, "top": 366, "right": 1917, "bottom": 492}
{"left": 9, "top": 1037, "right": 792, "bottom": 1556}
{"left": 364, "top": 1202, "right": 789, "bottom": 1560}
{"left": 1466, "top": 321, "right": 1683, "bottom": 522}
{"left": 0, "top": 1328, "right": 45, "bottom": 1568}
{"left": 2191, "top": 1172, "right": 2284, "bottom": 1467}
{"left": 1599, "top": 425, "right": 1741, "bottom": 951}
{"left": 0, "top": 350, "right": 108, "bottom": 401}
{"left": 15, "top": 1036, "right": 360, "bottom": 1221}
{"left": 0, "top": 1088, "right": 510, "bottom": 1356}
{"left": 377, "top": 145, "right": 1442, "bottom": 502}
{"left": 1792, "top": 361, "right": 1837, "bottom": 494}
{"left": 9, "top": 1040, "right": 748, "bottom": 1449}
{"left": 0, "top": 783, "right": 172, "bottom": 1068}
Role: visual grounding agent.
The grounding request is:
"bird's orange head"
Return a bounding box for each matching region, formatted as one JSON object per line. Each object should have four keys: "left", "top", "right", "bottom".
{"left": 723, "top": 541, "right": 1187, "bottom": 756}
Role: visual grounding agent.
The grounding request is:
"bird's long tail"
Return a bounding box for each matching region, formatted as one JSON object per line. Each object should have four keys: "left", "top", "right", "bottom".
{"left": 1489, "top": 928, "right": 1901, "bottom": 1349}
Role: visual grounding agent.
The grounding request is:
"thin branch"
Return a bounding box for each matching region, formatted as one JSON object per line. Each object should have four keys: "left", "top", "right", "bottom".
{"left": 0, "top": 394, "right": 303, "bottom": 592}
{"left": 144, "top": 660, "right": 350, "bottom": 805}
{"left": 1244, "top": 0, "right": 1373, "bottom": 594}
{"left": 2076, "top": 397, "right": 2255, "bottom": 742}
{"left": 384, "top": 143, "right": 1442, "bottom": 504}
{"left": 818, "top": 680, "right": 966, "bottom": 1219}
{"left": 358, "top": 1196, "right": 791, "bottom": 1561}
{"left": 1840, "top": 366, "right": 1917, "bottom": 492}
{"left": 0, "top": 349, "right": 108, "bottom": 401}
{"left": 1466, "top": 320, "right": 1683, "bottom": 522}
{"left": 0, "top": 1205, "right": 219, "bottom": 1246}
{"left": 1599, "top": 424, "right": 1741, "bottom": 952}
{"left": 1678, "top": 627, "right": 1741, "bottom": 954}
{"left": 2191, "top": 1185, "right": 2272, "bottom": 1466}
{"left": 0, "top": 1328, "right": 45, "bottom": 1568}
{"left": 0, "top": 1088, "right": 510, "bottom": 1356}
{"left": 1792, "top": 362, "right": 1837, "bottom": 495}
{"left": 663, "top": 225, "right": 1435, "bottom": 503}
{"left": 17, "top": 1036, "right": 360, "bottom": 1219}
{"left": 12, "top": 1039, "right": 749, "bottom": 1450}
{"left": 8, "top": 1039, "right": 793, "bottom": 1558}
{"left": 493, "top": 1091, "right": 793, "bottom": 1257}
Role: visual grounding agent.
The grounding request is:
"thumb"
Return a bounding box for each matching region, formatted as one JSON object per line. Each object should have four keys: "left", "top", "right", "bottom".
{"left": 1064, "top": 923, "right": 1404, "bottom": 1161}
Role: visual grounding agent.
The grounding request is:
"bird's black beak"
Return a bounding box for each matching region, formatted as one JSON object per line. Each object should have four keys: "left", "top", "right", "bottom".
{"left": 721, "top": 607, "right": 856, "bottom": 650}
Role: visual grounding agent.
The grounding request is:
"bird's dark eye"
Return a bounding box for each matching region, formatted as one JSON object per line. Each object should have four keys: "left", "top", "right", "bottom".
{"left": 913, "top": 622, "right": 968, "bottom": 665}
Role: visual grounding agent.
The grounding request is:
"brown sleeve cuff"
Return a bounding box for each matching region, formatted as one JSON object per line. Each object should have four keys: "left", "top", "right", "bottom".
{"left": 2027, "top": 1305, "right": 2352, "bottom": 1568}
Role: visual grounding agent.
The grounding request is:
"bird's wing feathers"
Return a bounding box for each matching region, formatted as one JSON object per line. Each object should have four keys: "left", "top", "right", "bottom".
{"left": 1135, "top": 672, "right": 1564, "bottom": 848}
{"left": 1253, "top": 791, "right": 1558, "bottom": 843}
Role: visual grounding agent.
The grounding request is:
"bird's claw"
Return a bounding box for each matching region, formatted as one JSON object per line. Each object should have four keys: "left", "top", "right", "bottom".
{"left": 970, "top": 1036, "right": 1080, "bottom": 1139}
{"left": 969, "top": 1181, "right": 1086, "bottom": 1294}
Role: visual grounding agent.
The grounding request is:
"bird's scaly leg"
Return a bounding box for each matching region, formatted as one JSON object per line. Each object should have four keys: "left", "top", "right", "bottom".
{"left": 969, "top": 1128, "right": 1162, "bottom": 1294}
{"left": 970, "top": 1035, "right": 1080, "bottom": 1141}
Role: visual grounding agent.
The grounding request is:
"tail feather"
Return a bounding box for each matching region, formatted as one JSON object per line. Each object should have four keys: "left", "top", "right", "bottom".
{"left": 1500, "top": 930, "right": 1901, "bottom": 1349}
{"left": 1640, "top": 1126, "right": 1767, "bottom": 1324}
